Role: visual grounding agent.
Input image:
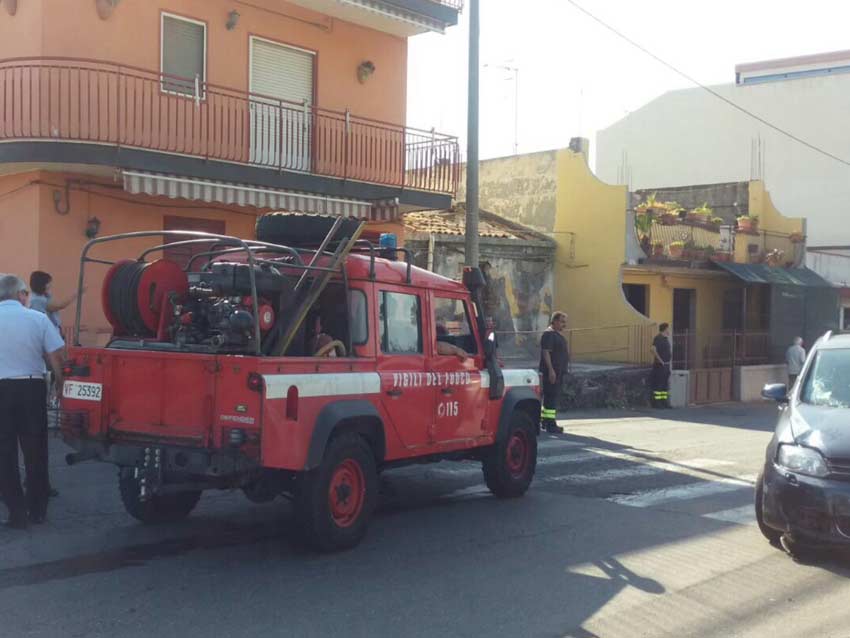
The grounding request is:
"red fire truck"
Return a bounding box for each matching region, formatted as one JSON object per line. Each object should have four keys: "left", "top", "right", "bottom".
{"left": 59, "top": 214, "right": 541, "bottom": 551}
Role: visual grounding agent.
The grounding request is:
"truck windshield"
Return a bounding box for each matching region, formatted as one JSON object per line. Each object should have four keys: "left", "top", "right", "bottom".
{"left": 800, "top": 349, "right": 850, "bottom": 408}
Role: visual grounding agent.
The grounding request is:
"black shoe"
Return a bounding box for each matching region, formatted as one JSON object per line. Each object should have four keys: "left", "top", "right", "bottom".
{"left": 49, "top": 488, "right": 59, "bottom": 498}
{"left": 4, "top": 516, "right": 28, "bottom": 530}
{"left": 545, "top": 424, "right": 564, "bottom": 434}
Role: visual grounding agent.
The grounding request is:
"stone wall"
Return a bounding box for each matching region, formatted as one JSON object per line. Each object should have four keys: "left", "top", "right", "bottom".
{"left": 560, "top": 367, "right": 651, "bottom": 410}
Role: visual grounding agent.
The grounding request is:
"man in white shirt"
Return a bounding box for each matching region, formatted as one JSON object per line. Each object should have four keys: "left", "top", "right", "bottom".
{"left": 0, "top": 274, "right": 65, "bottom": 529}
{"left": 786, "top": 337, "right": 807, "bottom": 387}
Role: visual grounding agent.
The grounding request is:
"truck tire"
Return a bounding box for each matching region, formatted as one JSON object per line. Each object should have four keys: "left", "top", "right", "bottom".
{"left": 118, "top": 475, "right": 202, "bottom": 524}
{"left": 483, "top": 411, "right": 537, "bottom": 498}
{"left": 293, "top": 432, "right": 378, "bottom": 552}
{"left": 255, "top": 213, "right": 362, "bottom": 248}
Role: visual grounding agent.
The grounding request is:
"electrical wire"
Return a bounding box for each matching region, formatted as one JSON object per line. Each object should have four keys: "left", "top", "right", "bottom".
{"left": 565, "top": 0, "right": 850, "bottom": 168}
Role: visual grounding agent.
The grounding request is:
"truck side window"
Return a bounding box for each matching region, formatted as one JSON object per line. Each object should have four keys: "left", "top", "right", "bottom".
{"left": 348, "top": 289, "right": 368, "bottom": 346}
{"left": 379, "top": 291, "right": 422, "bottom": 354}
{"left": 434, "top": 297, "right": 478, "bottom": 355}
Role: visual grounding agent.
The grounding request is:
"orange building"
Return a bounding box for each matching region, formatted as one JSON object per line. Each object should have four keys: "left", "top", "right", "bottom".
{"left": 0, "top": 0, "right": 461, "bottom": 340}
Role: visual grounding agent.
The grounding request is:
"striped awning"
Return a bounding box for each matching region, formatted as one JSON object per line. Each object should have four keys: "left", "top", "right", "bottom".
{"left": 122, "top": 171, "right": 374, "bottom": 219}
{"left": 336, "top": 0, "right": 447, "bottom": 34}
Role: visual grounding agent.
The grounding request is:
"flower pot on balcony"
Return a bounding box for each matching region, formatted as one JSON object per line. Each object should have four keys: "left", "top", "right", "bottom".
{"left": 668, "top": 243, "right": 684, "bottom": 259}
{"left": 737, "top": 216, "right": 759, "bottom": 233}
{"left": 651, "top": 242, "right": 665, "bottom": 258}
{"left": 660, "top": 212, "right": 679, "bottom": 226}
{"left": 790, "top": 231, "right": 804, "bottom": 243}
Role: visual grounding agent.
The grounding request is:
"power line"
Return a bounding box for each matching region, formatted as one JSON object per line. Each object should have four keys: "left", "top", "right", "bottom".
{"left": 565, "top": 0, "right": 850, "bottom": 169}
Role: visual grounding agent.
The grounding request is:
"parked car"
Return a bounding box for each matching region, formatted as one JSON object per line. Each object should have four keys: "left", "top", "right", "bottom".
{"left": 756, "top": 331, "right": 850, "bottom": 553}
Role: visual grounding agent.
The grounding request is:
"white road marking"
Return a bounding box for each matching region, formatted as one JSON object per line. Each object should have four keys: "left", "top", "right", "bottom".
{"left": 609, "top": 474, "right": 757, "bottom": 508}
{"left": 703, "top": 505, "right": 756, "bottom": 526}
{"left": 541, "top": 458, "right": 732, "bottom": 485}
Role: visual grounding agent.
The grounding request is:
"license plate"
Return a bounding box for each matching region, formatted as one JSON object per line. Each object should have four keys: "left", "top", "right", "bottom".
{"left": 63, "top": 381, "right": 102, "bottom": 402}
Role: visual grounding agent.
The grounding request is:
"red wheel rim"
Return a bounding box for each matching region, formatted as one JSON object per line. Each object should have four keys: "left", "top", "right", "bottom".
{"left": 506, "top": 430, "right": 529, "bottom": 478}
{"left": 328, "top": 459, "right": 366, "bottom": 528}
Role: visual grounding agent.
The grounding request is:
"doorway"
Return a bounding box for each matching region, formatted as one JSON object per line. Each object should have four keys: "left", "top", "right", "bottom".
{"left": 672, "top": 288, "right": 696, "bottom": 369}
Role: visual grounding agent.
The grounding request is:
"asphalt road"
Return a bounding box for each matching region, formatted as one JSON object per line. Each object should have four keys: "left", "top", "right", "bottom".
{"left": 4, "top": 403, "right": 850, "bottom": 638}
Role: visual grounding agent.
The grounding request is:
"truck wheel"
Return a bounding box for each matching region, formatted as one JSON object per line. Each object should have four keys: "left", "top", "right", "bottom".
{"left": 483, "top": 411, "right": 537, "bottom": 498}
{"left": 118, "top": 475, "right": 202, "bottom": 524}
{"left": 755, "top": 473, "right": 782, "bottom": 546}
{"left": 294, "top": 433, "right": 378, "bottom": 552}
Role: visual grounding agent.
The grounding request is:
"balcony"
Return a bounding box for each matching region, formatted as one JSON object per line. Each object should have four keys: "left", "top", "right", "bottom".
{"left": 285, "top": 0, "right": 461, "bottom": 36}
{"left": 0, "top": 58, "right": 459, "bottom": 198}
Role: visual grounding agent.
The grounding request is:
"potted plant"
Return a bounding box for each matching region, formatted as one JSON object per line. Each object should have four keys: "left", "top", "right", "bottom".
{"left": 668, "top": 241, "right": 684, "bottom": 260}
{"left": 660, "top": 210, "right": 679, "bottom": 225}
{"left": 712, "top": 251, "right": 732, "bottom": 263}
{"left": 711, "top": 217, "right": 724, "bottom": 230}
{"left": 790, "top": 230, "right": 804, "bottom": 243}
{"left": 766, "top": 248, "right": 784, "bottom": 267}
{"left": 651, "top": 240, "right": 665, "bottom": 258}
{"left": 687, "top": 203, "right": 712, "bottom": 225}
{"left": 737, "top": 215, "right": 758, "bottom": 233}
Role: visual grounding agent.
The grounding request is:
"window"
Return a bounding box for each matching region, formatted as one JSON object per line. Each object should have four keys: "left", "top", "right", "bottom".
{"left": 349, "top": 290, "right": 368, "bottom": 346}
{"left": 800, "top": 349, "right": 850, "bottom": 408}
{"left": 434, "top": 297, "right": 478, "bottom": 355}
{"left": 379, "top": 292, "right": 421, "bottom": 355}
{"left": 161, "top": 14, "right": 206, "bottom": 96}
{"left": 622, "top": 284, "right": 648, "bottom": 317}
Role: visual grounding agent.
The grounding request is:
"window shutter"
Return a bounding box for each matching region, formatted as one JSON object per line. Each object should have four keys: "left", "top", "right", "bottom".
{"left": 162, "top": 15, "right": 205, "bottom": 95}
{"left": 250, "top": 39, "right": 314, "bottom": 105}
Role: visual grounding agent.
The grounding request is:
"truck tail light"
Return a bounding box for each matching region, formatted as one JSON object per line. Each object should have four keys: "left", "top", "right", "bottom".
{"left": 247, "top": 372, "right": 264, "bottom": 393}
{"left": 63, "top": 359, "right": 90, "bottom": 377}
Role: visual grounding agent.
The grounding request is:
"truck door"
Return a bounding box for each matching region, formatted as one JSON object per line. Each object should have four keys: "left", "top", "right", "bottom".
{"left": 428, "top": 294, "right": 488, "bottom": 444}
{"left": 376, "top": 287, "right": 434, "bottom": 450}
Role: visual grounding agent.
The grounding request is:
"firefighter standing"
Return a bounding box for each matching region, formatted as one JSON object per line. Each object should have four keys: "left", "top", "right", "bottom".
{"left": 539, "top": 312, "right": 569, "bottom": 434}
{"left": 650, "top": 323, "right": 672, "bottom": 408}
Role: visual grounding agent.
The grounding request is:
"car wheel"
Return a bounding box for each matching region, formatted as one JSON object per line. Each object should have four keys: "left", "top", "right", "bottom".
{"left": 294, "top": 433, "right": 378, "bottom": 552}
{"left": 483, "top": 410, "right": 538, "bottom": 498}
{"left": 118, "top": 474, "right": 202, "bottom": 524}
{"left": 755, "top": 473, "right": 782, "bottom": 546}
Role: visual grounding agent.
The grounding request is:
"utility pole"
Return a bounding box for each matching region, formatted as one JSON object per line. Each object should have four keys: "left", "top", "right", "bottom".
{"left": 465, "top": 0, "right": 480, "bottom": 268}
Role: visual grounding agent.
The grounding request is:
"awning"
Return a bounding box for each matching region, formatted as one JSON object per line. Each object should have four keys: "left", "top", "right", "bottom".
{"left": 714, "top": 262, "right": 834, "bottom": 287}
{"left": 122, "top": 171, "right": 375, "bottom": 219}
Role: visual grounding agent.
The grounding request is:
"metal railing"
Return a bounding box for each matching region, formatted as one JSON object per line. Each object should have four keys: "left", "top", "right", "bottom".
{"left": 495, "top": 324, "right": 657, "bottom": 368}
{"left": 672, "top": 330, "right": 773, "bottom": 370}
{"left": 0, "top": 58, "right": 460, "bottom": 195}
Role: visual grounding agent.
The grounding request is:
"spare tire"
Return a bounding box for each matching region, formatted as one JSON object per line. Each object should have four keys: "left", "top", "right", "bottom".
{"left": 256, "top": 213, "right": 363, "bottom": 248}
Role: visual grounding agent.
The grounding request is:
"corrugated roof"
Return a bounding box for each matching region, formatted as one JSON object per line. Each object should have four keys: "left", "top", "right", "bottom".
{"left": 403, "top": 205, "right": 553, "bottom": 243}
{"left": 714, "top": 262, "right": 833, "bottom": 287}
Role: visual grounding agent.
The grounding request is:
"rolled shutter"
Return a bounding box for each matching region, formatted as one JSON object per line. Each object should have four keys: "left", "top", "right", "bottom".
{"left": 162, "top": 15, "right": 205, "bottom": 95}
{"left": 250, "top": 39, "right": 314, "bottom": 105}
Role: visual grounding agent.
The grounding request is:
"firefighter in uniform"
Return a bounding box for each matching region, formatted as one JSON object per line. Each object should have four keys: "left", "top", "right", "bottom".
{"left": 539, "top": 312, "right": 569, "bottom": 434}
{"left": 650, "top": 323, "right": 672, "bottom": 408}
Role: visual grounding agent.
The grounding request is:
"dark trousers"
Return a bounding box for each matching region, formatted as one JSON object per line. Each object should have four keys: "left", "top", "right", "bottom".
{"left": 650, "top": 364, "right": 671, "bottom": 408}
{"left": 0, "top": 379, "right": 49, "bottom": 521}
{"left": 541, "top": 373, "right": 563, "bottom": 426}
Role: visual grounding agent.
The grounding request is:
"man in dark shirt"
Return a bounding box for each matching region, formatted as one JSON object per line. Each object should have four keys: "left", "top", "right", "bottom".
{"left": 650, "top": 323, "right": 672, "bottom": 408}
{"left": 539, "top": 312, "right": 569, "bottom": 434}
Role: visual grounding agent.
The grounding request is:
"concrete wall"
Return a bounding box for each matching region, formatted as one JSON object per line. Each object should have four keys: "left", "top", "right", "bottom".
{"left": 406, "top": 236, "right": 555, "bottom": 336}
{"left": 734, "top": 364, "right": 788, "bottom": 402}
{"left": 457, "top": 150, "right": 558, "bottom": 233}
{"left": 596, "top": 74, "right": 850, "bottom": 245}
{"left": 0, "top": 0, "right": 408, "bottom": 125}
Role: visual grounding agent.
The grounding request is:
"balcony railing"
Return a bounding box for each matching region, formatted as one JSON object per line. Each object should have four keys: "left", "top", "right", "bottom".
{"left": 0, "top": 58, "right": 459, "bottom": 195}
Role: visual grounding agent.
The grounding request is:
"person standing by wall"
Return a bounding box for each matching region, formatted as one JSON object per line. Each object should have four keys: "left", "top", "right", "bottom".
{"left": 650, "top": 323, "right": 673, "bottom": 408}
{"left": 539, "top": 312, "right": 569, "bottom": 434}
{"left": 0, "top": 274, "right": 65, "bottom": 529}
{"left": 786, "top": 337, "right": 806, "bottom": 387}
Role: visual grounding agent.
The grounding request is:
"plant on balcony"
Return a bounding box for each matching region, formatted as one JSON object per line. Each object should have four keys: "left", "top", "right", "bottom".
{"left": 737, "top": 215, "right": 759, "bottom": 233}
{"left": 668, "top": 241, "right": 684, "bottom": 260}
{"left": 687, "top": 202, "right": 712, "bottom": 224}
{"left": 634, "top": 210, "right": 654, "bottom": 240}
{"left": 651, "top": 240, "right": 665, "bottom": 258}
{"left": 711, "top": 216, "right": 724, "bottom": 229}
{"left": 765, "top": 248, "right": 785, "bottom": 267}
{"left": 790, "top": 230, "right": 805, "bottom": 243}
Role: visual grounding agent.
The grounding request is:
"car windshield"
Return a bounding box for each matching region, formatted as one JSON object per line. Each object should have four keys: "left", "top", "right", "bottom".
{"left": 800, "top": 348, "right": 850, "bottom": 408}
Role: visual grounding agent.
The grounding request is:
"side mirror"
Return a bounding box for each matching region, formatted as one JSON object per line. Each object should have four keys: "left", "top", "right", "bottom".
{"left": 761, "top": 383, "right": 788, "bottom": 403}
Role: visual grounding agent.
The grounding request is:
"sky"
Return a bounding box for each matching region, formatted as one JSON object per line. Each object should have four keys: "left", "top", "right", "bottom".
{"left": 406, "top": 0, "right": 850, "bottom": 165}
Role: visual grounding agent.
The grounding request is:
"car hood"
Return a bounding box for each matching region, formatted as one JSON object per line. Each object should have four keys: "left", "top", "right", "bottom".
{"left": 792, "top": 404, "right": 850, "bottom": 459}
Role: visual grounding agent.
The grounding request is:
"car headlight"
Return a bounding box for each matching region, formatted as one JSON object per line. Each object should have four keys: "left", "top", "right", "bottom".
{"left": 777, "top": 444, "right": 829, "bottom": 478}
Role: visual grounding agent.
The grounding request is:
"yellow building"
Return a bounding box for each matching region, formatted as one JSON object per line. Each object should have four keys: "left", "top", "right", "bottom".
{"left": 466, "top": 141, "right": 836, "bottom": 382}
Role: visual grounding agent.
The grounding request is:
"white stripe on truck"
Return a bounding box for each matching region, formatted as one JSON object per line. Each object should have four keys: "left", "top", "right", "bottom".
{"left": 264, "top": 373, "right": 381, "bottom": 400}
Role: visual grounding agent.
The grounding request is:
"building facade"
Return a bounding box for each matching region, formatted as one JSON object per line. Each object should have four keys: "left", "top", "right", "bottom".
{"left": 0, "top": 0, "right": 461, "bottom": 341}
{"left": 596, "top": 49, "right": 850, "bottom": 250}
